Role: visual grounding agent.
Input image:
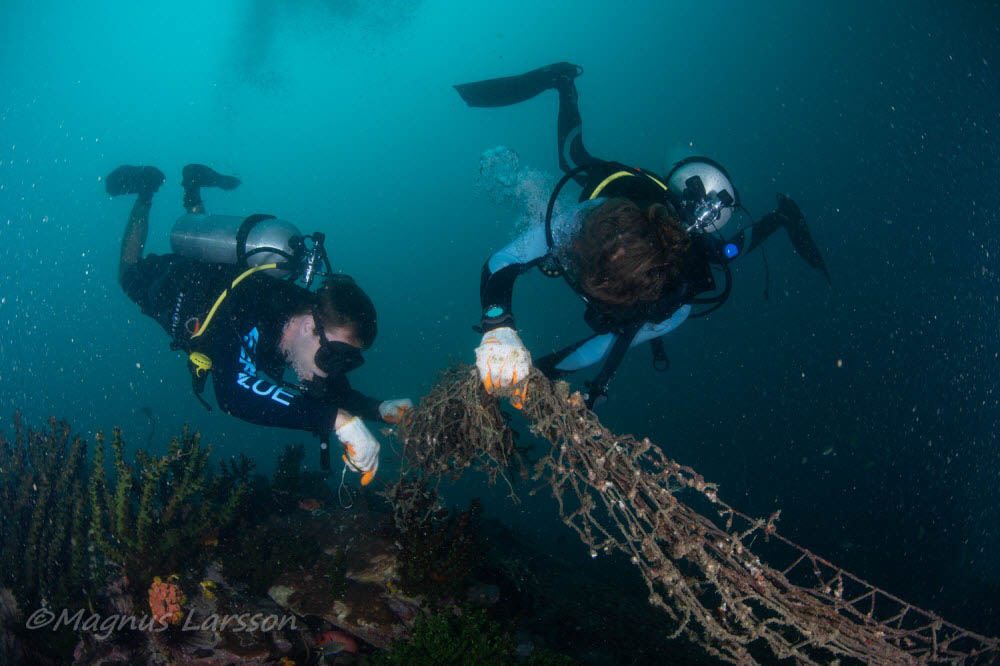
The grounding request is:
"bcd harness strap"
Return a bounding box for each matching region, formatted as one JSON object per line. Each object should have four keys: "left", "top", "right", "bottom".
{"left": 185, "top": 262, "right": 278, "bottom": 410}
{"left": 584, "top": 322, "right": 642, "bottom": 409}
{"left": 650, "top": 337, "right": 669, "bottom": 371}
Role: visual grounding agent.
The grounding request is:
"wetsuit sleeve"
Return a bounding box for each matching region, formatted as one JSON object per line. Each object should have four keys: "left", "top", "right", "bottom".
{"left": 479, "top": 225, "right": 548, "bottom": 332}
{"left": 322, "top": 374, "right": 383, "bottom": 422}
{"left": 209, "top": 327, "right": 338, "bottom": 434}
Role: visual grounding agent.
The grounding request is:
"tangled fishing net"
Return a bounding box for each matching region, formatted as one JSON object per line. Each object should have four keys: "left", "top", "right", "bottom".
{"left": 395, "top": 364, "right": 999, "bottom": 664}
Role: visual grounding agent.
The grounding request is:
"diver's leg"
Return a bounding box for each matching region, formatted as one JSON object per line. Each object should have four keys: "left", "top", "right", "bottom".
{"left": 106, "top": 165, "right": 165, "bottom": 284}
{"left": 453, "top": 62, "right": 583, "bottom": 108}
{"left": 555, "top": 76, "right": 597, "bottom": 179}
{"left": 119, "top": 193, "right": 153, "bottom": 282}
{"left": 181, "top": 163, "right": 241, "bottom": 214}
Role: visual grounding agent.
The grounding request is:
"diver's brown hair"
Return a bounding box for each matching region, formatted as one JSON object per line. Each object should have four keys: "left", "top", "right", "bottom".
{"left": 567, "top": 198, "right": 690, "bottom": 306}
{"left": 294, "top": 274, "right": 378, "bottom": 349}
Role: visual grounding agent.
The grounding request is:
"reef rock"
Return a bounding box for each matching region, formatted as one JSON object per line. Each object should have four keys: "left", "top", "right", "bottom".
{"left": 268, "top": 507, "right": 424, "bottom": 649}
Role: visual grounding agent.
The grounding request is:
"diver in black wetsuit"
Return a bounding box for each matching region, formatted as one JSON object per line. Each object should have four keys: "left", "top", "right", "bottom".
{"left": 455, "top": 63, "right": 830, "bottom": 409}
{"left": 106, "top": 164, "right": 412, "bottom": 484}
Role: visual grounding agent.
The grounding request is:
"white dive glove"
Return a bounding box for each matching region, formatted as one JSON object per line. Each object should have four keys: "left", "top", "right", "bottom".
{"left": 474, "top": 326, "right": 532, "bottom": 408}
{"left": 378, "top": 398, "right": 413, "bottom": 424}
{"left": 335, "top": 416, "right": 380, "bottom": 485}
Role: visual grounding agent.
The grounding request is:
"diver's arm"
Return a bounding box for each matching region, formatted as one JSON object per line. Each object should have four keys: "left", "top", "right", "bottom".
{"left": 479, "top": 226, "right": 548, "bottom": 332}
{"left": 322, "top": 374, "right": 383, "bottom": 423}
{"left": 480, "top": 263, "right": 523, "bottom": 331}
{"left": 209, "top": 331, "right": 342, "bottom": 434}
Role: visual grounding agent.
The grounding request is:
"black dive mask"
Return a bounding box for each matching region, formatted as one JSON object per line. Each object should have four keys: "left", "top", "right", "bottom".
{"left": 313, "top": 310, "right": 364, "bottom": 376}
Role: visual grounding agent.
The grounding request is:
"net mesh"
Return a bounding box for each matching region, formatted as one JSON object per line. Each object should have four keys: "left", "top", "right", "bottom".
{"left": 395, "top": 365, "right": 999, "bottom": 665}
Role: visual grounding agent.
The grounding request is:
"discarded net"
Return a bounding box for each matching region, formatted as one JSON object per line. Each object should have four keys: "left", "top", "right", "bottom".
{"left": 396, "top": 365, "right": 999, "bottom": 665}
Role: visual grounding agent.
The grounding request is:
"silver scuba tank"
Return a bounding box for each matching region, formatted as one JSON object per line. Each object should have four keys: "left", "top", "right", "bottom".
{"left": 170, "top": 213, "right": 303, "bottom": 278}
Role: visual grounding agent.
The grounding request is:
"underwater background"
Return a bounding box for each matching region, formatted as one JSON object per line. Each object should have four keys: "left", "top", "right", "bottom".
{"left": 1, "top": 0, "right": 999, "bottom": 651}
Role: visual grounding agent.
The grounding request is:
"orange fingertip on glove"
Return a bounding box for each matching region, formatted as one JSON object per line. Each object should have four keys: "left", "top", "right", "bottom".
{"left": 341, "top": 453, "right": 375, "bottom": 485}
{"left": 383, "top": 406, "right": 410, "bottom": 425}
{"left": 510, "top": 382, "right": 528, "bottom": 410}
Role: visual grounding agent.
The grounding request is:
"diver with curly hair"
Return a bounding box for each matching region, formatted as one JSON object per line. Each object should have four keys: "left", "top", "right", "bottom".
{"left": 105, "top": 163, "right": 412, "bottom": 483}
{"left": 455, "top": 63, "right": 830, "bottom": 408}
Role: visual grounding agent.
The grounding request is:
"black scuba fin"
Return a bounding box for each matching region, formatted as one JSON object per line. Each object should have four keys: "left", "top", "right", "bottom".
{"left": 746, "top": 194, "right": 830, "bottom": 284}
{"left": 181, "top": 163, "right": 241, "bottom": 191}
{"left": 776, "top": 193, "right": 831, "bottom": 283}
{"left": 454, "top": 62, "right": 583, "bottom": 107}
{"left": 105, "top": 165, "right": 165, "bottom": 197}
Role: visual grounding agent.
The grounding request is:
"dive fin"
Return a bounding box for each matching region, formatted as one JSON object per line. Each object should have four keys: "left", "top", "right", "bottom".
{"left": 778, "top": 194, "right": 831, "bottom": 283}
{"left": 105, "top": 165, "right": 165, "bottom": 197}
{"left": 454, "top": 62, "right": 583, "bottom": 107}
{"left": 747, "top": 194, "right": 830, "bottom": 283}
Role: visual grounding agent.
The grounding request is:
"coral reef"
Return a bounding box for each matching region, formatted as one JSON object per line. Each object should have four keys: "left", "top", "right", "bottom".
{"left": 148, "top": 576, "right": 185, "bottom": 625}
{"left": 88, "top": 424, "right": 250, "bottom": 587}
{"left": 382, "top": 480, "right": 483, "bottom": 602}
{"left": 217, "top": 450, "right": 341, "bottom": 598}
{"left": 5, "top": 405, "right": 685, "bottom": 664}
{"left": 0, "top": 416, "right": 279, "bottom": 663}
{"left": 373, "top": 607, "right": 515, "bottom": 666}
{"left": 271, "top": 442, "right": 336, "bottom": 510}
{"left": 0, "top": 414, "right": 92, "bottom": 609}
{"left": 266, "top": 504, "right": 423, "bottom": 650}
{"left": 325, "top": 546, "right": 349, "bottom": 599}
{"left": 222, "top": 518, "right": 324, "bottom": 597}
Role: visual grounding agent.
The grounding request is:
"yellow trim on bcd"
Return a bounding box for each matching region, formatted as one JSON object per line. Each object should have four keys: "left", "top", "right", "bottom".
{"left": 186, "top": 263, "right": 277, "bottom": 373}
{"left": 588, "top": 170, "right": 668, "bottom": 200}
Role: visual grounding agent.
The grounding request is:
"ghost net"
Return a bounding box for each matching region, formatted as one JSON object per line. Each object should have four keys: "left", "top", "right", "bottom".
{"left": 395, "top": 365, "right": 998, "bottom": 665}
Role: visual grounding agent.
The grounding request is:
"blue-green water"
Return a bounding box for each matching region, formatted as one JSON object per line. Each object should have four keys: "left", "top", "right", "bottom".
{"left": 1, "top": 0, "right": 999, "bottom": 640}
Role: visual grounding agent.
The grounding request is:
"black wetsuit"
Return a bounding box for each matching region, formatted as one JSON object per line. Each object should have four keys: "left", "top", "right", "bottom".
{"left": 122, "top": 254, "right": 381, "bottom": 433}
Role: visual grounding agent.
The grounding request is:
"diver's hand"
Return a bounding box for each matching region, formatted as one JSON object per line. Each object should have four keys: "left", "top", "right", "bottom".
{"left": 475, "top": 326, "right": 532, "bottom": 407}
{"left": 378, "top": 399, "right": 413, "bottom": 424}
{"left": 335, "top": 416, "right": 379, "bottom": 485}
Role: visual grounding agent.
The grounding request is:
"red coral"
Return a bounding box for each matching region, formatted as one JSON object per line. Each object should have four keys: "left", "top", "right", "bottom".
{"left": 148, "top": 576, "right": 185, "bottom": 625}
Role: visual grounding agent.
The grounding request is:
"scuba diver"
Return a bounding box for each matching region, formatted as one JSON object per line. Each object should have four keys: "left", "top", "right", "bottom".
{"left": 455, "top": 62, "right": 830, "bottom": 409}
{"left": 106, "top": 163, "right": 412, "bottom": 484}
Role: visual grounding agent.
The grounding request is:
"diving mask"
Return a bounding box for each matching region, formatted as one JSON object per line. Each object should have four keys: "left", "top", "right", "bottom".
{"left": 313, "top": 309, "right": 365, "bottom": 376}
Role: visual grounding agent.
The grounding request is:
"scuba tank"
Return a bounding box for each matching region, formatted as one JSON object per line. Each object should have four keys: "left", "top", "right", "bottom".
{"left": 171, "top": 213, "right": 304, "bottom": 279}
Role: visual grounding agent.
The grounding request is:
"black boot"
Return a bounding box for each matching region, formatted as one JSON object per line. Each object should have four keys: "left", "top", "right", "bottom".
{"left": 454, "top": 62, "right": 583, "bottom": 107}
{"left": 181, "top": 164, "right": 240, "bottom": 212}
{"left": 105, "top": 165, "right": 165, "bottom": 197}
